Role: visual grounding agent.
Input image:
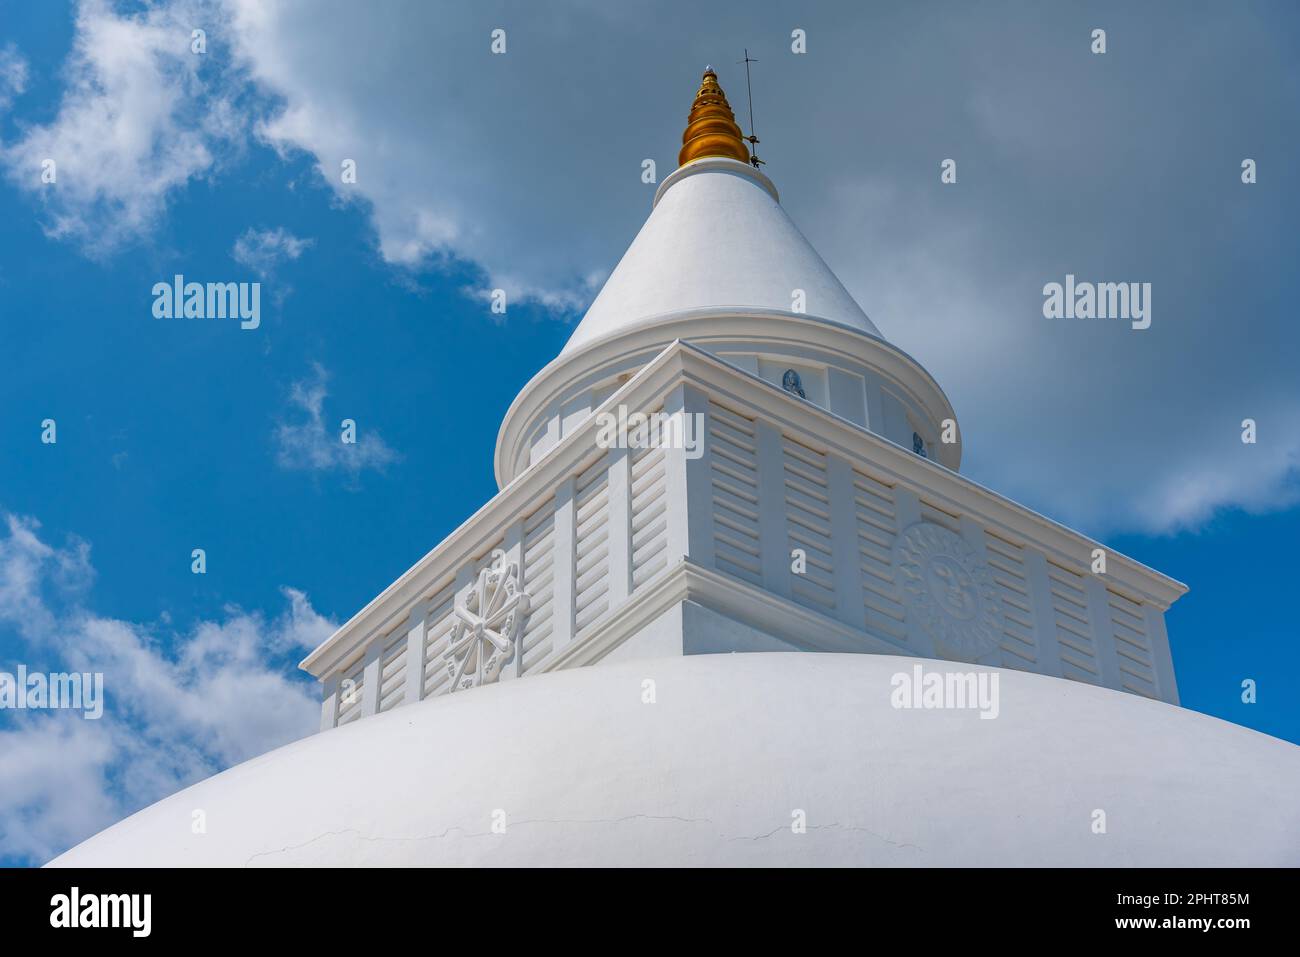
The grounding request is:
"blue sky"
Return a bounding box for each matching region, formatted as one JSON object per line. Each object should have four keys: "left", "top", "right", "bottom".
{"left": 1, "top": 1, "right": 1297, "bottom": 865}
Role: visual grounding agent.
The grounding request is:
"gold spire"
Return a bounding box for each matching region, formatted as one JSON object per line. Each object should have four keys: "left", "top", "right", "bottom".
{"left": 677, "top": 66, "right": 751, "bottom": 167}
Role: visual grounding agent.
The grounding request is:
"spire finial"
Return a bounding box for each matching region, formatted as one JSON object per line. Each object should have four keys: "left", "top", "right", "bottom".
{"left": 677, "top": 67, "right": 750, "bottom": 167}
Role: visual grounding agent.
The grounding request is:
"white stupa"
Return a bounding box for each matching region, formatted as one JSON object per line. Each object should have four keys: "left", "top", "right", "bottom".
{"left": 52, "top": 69, "right": 1300, "bottom": 867}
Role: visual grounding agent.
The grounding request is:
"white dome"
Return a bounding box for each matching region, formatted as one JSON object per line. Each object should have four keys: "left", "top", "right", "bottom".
{"left": 562, "top": 159, "right": 881, "bottom": 356}
{"left": 49, "top": 653, "right": 1300, "bottom": 866}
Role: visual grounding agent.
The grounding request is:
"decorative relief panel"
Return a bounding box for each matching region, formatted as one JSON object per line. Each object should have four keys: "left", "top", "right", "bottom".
{"left": 895, "top": 521, "right": 1003, "bottom": 660}
{"left": 442, "top": 552, "right": 530, "bottom": 692}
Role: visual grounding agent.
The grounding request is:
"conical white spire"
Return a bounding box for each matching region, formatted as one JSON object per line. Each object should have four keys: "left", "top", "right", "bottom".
{"left": 562, "top": 157, "right": 880, "bottom": 356}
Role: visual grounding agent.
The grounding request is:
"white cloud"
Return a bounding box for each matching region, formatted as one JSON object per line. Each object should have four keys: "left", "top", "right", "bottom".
{"left": 0, "top": 515, "right": 88, "bottom": 641}
{"left": 222, "top": 0, "right": 631, "bottom": 313}
{"left": 231, "top": 225, "right": 313, "bottom": 277}
{"left": 0, "top": 513, "right": 332, "bottom": 865}
{"left": 0, "top": 0, "right": 238, "bottom": 255}
{"left": 0, "top": 720, "right": 119, "bottom": 866}
{"left": 273, "top": 362, "right": 401, "bottom": 479}
{"left": 0, "top": 44, "right": 28, "bottom": 112}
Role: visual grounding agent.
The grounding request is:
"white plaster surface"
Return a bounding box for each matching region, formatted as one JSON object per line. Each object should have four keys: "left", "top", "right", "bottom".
{"left": 50, "top": 653, "right": 1299, "bottom": 867}
{"left": 563, "top": 161, "right": 881, "bottom": 355}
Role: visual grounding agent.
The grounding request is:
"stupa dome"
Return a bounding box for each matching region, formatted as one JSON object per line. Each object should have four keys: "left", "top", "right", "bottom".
{"left": 49, "top": 654, "right": 1300, "bottom": 867}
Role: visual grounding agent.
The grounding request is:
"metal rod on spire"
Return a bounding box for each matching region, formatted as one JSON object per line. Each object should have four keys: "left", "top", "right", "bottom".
{"left": 738, "top": 48, "right": 765, "bottom": 168}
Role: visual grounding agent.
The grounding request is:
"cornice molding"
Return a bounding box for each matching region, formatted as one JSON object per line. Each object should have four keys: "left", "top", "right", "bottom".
{"left": 653, "top": 156, "right": 780, "bottom": 207}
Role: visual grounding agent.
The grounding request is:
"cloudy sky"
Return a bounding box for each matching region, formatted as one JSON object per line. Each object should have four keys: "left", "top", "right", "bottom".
{"left": 1, "top": 0, "right": 1297, "bottom": 864}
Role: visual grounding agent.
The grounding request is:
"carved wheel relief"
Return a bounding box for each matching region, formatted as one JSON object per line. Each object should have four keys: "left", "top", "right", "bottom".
{"left": 894, "top": 521, "right": 1002, "bottom": 659}
{"left": 443, "top": 552, "right": 530, "bottom": 692}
